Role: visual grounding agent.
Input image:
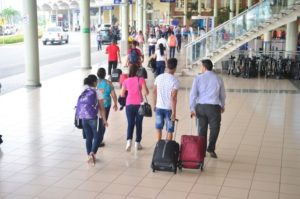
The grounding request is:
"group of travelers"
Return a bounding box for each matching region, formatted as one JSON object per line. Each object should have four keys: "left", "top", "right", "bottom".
{"left": 76, "top": 24, "right": 224, "bottom": 167}
{"left": 76, "top": 58, "right": 225, "bottom": 166}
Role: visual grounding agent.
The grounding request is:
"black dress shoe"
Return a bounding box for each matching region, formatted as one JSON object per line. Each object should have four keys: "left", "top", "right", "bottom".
{"left": 99, "top": 142, "right": 105, "bottom": 147}
{"left": 207, "top": 150, "right": 218, "bottom": 158}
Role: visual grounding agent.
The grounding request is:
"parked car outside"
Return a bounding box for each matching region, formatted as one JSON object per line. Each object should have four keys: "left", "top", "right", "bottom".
{"left": 0, "top": 26, "right": 3, "bottom": 36}
{"left": 42, "top": 26, "right": 69, "bottom": 45}
{"left": 99, "top": 29, "right": 113, "bottom": 44}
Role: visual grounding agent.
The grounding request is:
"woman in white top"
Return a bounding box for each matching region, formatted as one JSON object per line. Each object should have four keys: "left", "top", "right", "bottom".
{"left": 152, "top": 43, "right": 167, "bottom": 77}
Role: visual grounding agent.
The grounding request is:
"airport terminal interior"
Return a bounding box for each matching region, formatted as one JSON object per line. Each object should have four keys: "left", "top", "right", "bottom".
{"left": 1, "top": 0, "right": 300, "bottom": 198}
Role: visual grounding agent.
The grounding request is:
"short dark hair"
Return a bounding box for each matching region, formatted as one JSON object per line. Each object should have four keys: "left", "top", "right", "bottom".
{"left": 97, "top": 68, "right": 106, "bottom": 79}
{"left": 83, "top": 74, "right": 98, "bottom": 86}
{"left": 132, "top": 40, "right": 139, "bottom": 46}
{"left": 201, "top": 59, "right": 213, "bottom": 71}
{"left": 129, "top": 64, "right": 139, "bottom": 77}
{"left": 167, "top": 58, "right": 178, "bottom": 70}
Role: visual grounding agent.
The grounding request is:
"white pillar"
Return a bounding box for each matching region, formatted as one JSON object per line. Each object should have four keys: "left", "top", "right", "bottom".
{"left": 129, "top": 3, "right": 133, "bottom": 27}
{"left": 98, "top": 7, "right": 102, "bottom": 25}
{"left": 68, "top": 10, "right": 71, "bottom": 30}
{"left": 263, "top": 31, "right": 272, "bottom": 53}
{"left": 247, "top": 0, "right": 252, "bottom": 7}
{"left": 214, "top": 0, "right": 218, "bottom": 24}
{"left": 198, "top": 0, "right": 202, "bottom": 15}
{"left": 183, "top": 0, "right": 187, "bottom": 26}
{"left": 285, "top": 20, "right": 298, "bottom": 57}
{"left": 121, "top": 0, "right": 129, "bottom": 56}
{"left": 143, "top": 0, "right": 147, "bottom": 35}
{"left": 236, "top": 0, "right": 240, "bottom": 15}
{"left": 230, "top": 0, "right": 234, "bottom": 19}
{"left": 119, "top": 5, "right": 122, "bottom": 25}
{"left": 24, "top": 0, "right": 41, "bottom": 87}
{"left": 137, "top": 0, "right": 143, "bottom": 31}
{"left": 80, "top": 0, "right": 91, "bottom": 69}
{"left": 109, "top": 10, "right": 113, "bottom": 24}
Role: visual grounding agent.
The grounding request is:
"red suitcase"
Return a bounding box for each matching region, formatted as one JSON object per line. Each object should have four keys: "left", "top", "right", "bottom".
{"left": 179, "top": 135, "right": 206, "bottom": 171}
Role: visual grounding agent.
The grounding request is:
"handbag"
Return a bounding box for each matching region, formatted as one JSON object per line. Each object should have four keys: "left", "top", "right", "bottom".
{"left": 138, "top": 97, "right": 152, "bottom": 117}
{"left": 74, "top": 115, "right": 83, "bottom": 129}
{"left": 136, "top": 78, "right": 152, "bottom": 117}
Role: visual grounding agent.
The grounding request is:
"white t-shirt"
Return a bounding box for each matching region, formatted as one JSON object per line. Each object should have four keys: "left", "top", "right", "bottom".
{"left": 155, "top": 49, "right": 166, "bottom": 62}
{"left": 156, "top": 38, "right": 167, "bottom": 49}
{"left": 154, "top": 73, "right": 180, "bottom": 110}
{"left": 148, "top": 37, "right": 157, "bottom": 46}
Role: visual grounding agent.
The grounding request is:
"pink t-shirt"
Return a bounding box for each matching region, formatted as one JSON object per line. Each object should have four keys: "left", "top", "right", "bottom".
{"left": 123, "top": 77, "right": 145, "bottom": 105}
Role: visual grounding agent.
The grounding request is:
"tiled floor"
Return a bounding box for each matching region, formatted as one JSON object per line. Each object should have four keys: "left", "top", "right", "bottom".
{"left": 1, "top": 54, "right": 300, "bottom": 199}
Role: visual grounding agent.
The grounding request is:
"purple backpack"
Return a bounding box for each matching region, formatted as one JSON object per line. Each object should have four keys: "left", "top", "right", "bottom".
{"left": 75, "top": 88, "right": 98, "bottom": 119}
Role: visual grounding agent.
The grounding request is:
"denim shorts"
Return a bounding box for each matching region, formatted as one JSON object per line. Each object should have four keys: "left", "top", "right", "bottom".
{"left": 155, "top": 108, "right": 175, "bottom": 133}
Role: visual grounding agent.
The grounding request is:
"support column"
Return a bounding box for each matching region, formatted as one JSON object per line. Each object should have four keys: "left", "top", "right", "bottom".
{"left": 247, "top": 0, "right": 253, "bottom": 7}
{"left": 24, "top": 0, "right": 41, "bottom": 87}
{"left": 80, "top": 0, "right": 91, "bottom": 69}
{"left": 285, "top": 20, "right": 298, "bottom": 58}
{"left": 230, "top": 0, "right": 234, "bottom": 19}
{"left": 143, "top": 0, "right": 147, "bottom": 35}
{"left": 98, "top": 7, "right": 102, "bottom": 25}
{"left": 198, "top": 0, "right": 202, "bottom": 15}
{"left": 68, "top": 10, "right": 71, "bottom": 30}
{"left": 183, "top": 0, "right": 187, "bottom": 26}
{"left": 263, "top": 31, "right": 272, "bottom": 53}
{"left": 214, "top": 0, "right": 218, "bottom": 24}
{"left": 129, "top": 3, "right": 133, "bottom": 27}
{"left": 109, "top": 10, "right": 113, "bottom": 24}
{"left": 236, "top": 0, "right": 240, "bottom": 15}
{"left": 137, "top": 0, "right": 143, "bottom": 31}
{"left": 121, "top": 0, "right": 129, "bottom": 56}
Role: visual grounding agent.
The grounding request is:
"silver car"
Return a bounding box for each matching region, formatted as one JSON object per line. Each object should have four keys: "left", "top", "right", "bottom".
{"left": 42, "top": 26, "right": 69, "bottom": 45}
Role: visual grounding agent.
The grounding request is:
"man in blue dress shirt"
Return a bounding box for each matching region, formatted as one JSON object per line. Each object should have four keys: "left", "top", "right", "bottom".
{"left": 190, "top": 59, "right": 226, "bottom": 158}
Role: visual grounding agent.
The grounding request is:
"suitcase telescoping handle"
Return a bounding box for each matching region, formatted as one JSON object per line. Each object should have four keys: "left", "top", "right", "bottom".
{"left": 171, "top": 119, "right": 179, "bottom": 141}
{"left": 190, "top": 116, "right": 199, "bottom": 135}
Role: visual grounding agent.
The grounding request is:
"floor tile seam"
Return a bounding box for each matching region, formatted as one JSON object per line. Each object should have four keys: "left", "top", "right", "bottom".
{"left": 121, "top": 167, "right": 152, "bottom": 198}
{"left": 246, "top": 93, "right": 282, "bottom": 199}
{"left": 219, "top": 93, "right": 269, "bottom": 199}
{"left": 279, "top": 96, "right": 293, "bottom": 198}
{"left": 214, "top": 94, "right": 256, "bottom": 198}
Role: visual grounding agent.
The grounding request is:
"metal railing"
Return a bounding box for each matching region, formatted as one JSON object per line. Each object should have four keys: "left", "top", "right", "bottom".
{"left": 185, "top": 0, "right": 300, "bottom": 68}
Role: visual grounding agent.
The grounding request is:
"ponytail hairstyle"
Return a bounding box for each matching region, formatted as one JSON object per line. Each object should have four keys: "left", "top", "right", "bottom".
{"left": 83, "top": 74, "right": 98, "bottom": 87}
{"left": 159, "top": 43, "right": 164, "bottom": 56}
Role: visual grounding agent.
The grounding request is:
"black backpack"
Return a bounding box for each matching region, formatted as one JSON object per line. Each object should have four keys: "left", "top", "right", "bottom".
{"left": 0, "top": 135, "right": 3, "bottom": 145}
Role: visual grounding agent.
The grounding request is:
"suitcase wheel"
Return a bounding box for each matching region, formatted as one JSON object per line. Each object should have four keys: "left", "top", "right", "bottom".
{"left": 152, "top": 168, "right": 155, "bottom": 173}
{"left": 200, "top": 164, "right": 204, "bottom": 171}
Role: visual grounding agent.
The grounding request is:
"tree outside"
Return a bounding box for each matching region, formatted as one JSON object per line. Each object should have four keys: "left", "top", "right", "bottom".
{"left": 0, "top": 7, "right": 20, "bottom": 25}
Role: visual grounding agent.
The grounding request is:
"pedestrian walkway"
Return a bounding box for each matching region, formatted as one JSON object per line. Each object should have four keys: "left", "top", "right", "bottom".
{"left": 1, "top": 51, "right": 300, "bottom": 199}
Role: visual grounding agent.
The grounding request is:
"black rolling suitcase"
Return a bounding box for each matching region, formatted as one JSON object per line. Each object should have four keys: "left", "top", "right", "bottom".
{"left": 111, "top": 68, "right": 122, "bottom": 82}
{"left": 151, "top": 120, "right": 179, "bottom": 174}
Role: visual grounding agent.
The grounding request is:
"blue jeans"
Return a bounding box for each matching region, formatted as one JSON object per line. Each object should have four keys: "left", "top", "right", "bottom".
{"left": 82, "top": 118, "right": 101, "bottom": 155}
{"left": 156, "top": 61, "right": 165, "bottom": 77}
{"left": 155, "top": 108, "right": 175, "bottom": 133}
{"left": 98, "top": 106, "right": 111, "bottom": 144}
{"left": 169, "top": 47, "right": 176, "bottom": 58}
{"left": 148, "top": 45, "right": 155, "bottom": 56}
{"left": 126, "top": 105, "right": 144, "bottom": 142}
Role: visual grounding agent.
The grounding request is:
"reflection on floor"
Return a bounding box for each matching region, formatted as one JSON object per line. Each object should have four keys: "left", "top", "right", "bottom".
{"left": 1, "top": 65, "right": 300, "bottom": 199}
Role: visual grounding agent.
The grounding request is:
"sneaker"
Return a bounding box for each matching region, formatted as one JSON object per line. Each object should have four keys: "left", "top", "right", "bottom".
{"left": 207, "top": 150, "right": 218, "bottom": 159}
{"left": 135, "top": 142, "right": 143, "bottom": 150}
{"left": 126, "top": 140, "right": 132, "bottom": 152}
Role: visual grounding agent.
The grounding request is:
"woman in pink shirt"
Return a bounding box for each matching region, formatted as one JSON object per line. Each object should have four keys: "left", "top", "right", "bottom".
{"left": 120, "top": 64, "right": 149, "bottom": 151}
